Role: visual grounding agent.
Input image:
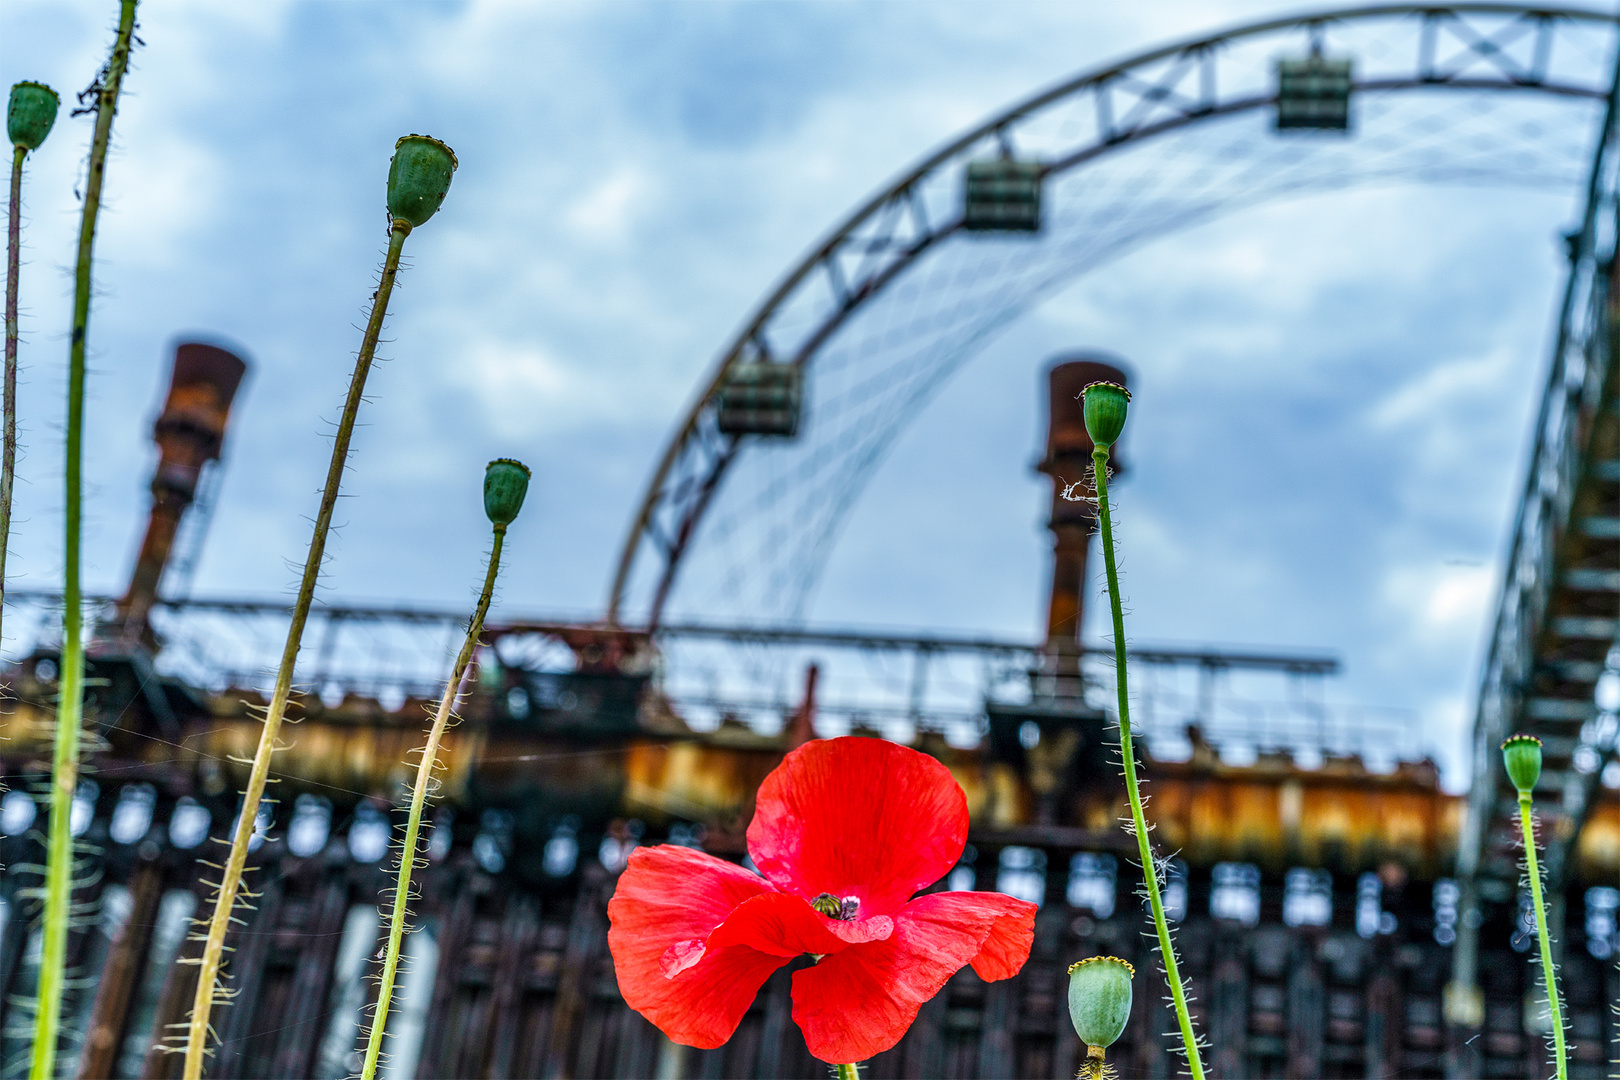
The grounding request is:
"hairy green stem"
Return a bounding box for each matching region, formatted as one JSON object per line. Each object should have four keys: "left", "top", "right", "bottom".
{"left": 1079, "top": 1046, "right": 1114, "bottom": 1080}
{"left": 834, "top": 1064, "right": 861, "bottom": 1080}
{"left": 183, "top": 219, "right": 413, "bottom": 1080}
{"left": 360, "top": 526, "right": 506, "bottom": 1080}
{"left": 1519, "top": 795, "right": 1567, "bottom": 1080}
{"left": 4, "top": 144, "right": 26, "bottom": 653}
{"left": 32, "top": 4, "right": 138, "bottom": 1077}
{"left": 1091, "top": 446, "right": 1204, "bottom": 1080}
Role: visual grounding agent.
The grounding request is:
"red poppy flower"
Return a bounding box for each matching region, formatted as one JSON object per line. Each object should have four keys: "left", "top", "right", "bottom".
{"left": 607, "top": 736, "right": 1036, "bottom": 1063}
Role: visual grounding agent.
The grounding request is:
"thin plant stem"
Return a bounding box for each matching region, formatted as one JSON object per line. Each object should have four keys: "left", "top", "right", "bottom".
{"left": 1091, "top": 446, "right": 1205, "bottom": 1080}
{"left": 1519, "top": 795, "right": 1567, "bottom": 1080}
{"left": 359, "top": 526, "right": 506, "bottom": 1080}
{"left": 31, "top": 4, "right": 138, "bottom": 1076}
{"left": 834, "top": 1064, "right": 861, "bottom": 1080}
{"left": 1079, "top": 1046, "right": 1114, "bottom": 1080}
{"left": 4, "top": 143, "right": 27, "bottom": 652}
{"left": 183, "top": 219, "right": 413, "bottom": 1080}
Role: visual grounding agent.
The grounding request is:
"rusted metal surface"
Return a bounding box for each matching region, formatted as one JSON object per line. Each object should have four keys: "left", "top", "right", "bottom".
{"left": 1036, "top": 357, "right": 1127, "bottom": 691}
{"left": 1147, "top": 752, "right": 1463, "bottom": 879}
{"left": 115, "top": 342, "right": 247, "bottom": 643}
{"left": 5, "top": 724, "right": 1500, "bottom": 878}
{"left": 77, "top": 860, "right": 163, "bottom": 1080}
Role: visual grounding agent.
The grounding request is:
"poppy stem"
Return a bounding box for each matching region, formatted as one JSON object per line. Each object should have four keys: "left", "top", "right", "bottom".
{"left": 834, "top": 1064, "right": 861, "bottom": 1080}
{"left": 1517, "top": 794, "right": 1567, "bottom": 1079}
{"left": 1079, "top": 1045, "right": 1115, "bottom": 1080}
{"left": 359, "top": 525, "right": 506, "bottom": 1080}
{"left": 31, "top": 5, "right": 137, "bottom": 1078}
{"left": 182, "top": 218, "right": 413, "bottom": 1080}
{"left": 4, "top": 143, "right": 26, "bottom": 656}
{"left": 1091, "top": 446, "right": 1205, "bottom": 1080}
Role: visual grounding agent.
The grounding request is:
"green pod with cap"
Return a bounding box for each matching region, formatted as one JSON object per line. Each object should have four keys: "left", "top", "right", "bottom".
{"left": 484, "top": 458, "right": 531, "bottom": 527}
{"left": 1501, "top": 734, "right": 1542, "bottom": 795}
{"left": 7, "top": 81, "right": 59, "bottom": 150}
{"left": 1068, "top": 956, "right": 1134, "bottom": 1050}
{"left": 1082, "top": 381, "right": 1130, "bottom": 449}
{"left": 386, "top": 134, "right": 457, "bottom": 228}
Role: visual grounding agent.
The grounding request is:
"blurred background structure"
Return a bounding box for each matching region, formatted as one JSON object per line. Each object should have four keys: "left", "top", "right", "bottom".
{"left": 1, "top": 4, "right": 1619, "bottom": 1079}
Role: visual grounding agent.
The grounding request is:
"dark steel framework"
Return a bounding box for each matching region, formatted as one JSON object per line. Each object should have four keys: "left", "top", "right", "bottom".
{"left": 7, "top": 588, "right": 1365, "bottom": 761}
{"left": 609, "top": 2, "right": 1620, "bottom": 631}
{"left": 9, "top": 771, "right": 1611, "bottom": 1079}
{"left": 1449, "top": 13, "right": 1620, "bottom": 1067}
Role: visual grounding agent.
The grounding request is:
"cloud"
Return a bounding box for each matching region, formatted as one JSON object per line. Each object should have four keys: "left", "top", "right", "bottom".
{"left": 1383, "top": 563, "right": 1496, "bottom": 631}
{"left": 563, "top": 168, "right": 653, "bottom": 246}
{"left": 444, "top": 337, "right": 620, "bottom": 439}
{"left": 1366, "top": 344, "right": 1520, "bottom": 434}
{"left": 0, "top": 0, "right": 1591, "bottom": 787}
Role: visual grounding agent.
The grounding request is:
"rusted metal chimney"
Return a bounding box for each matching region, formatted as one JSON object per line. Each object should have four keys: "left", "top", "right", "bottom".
{"left": 115, "top": 342, "right": 248, "bottom": 642}
{"left": 1037, "top": 355, "right": 1129, "bottom": 697}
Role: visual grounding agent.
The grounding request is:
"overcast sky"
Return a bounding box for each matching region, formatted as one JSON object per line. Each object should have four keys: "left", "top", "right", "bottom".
{"left": 2, "top": 1, "right": 1609, "bottom": 787}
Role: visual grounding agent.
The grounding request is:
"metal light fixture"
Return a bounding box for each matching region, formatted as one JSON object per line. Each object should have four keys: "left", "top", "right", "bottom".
{"left": 962, "top": 158, "right": 1043, "bottom": 232}
{"left": 716, "top": 362, "right": 803, "bottom": 437}
{"left": 1276, "top": 53, "right": 1353, "bottom": 131}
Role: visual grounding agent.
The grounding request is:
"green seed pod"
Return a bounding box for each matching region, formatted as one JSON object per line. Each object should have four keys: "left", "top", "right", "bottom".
{"left": 7, "top": 81, "right": 60, "bottom": 151}
{"left": 1501, "top": 733, "right": 1542, "bottom": 795}
{"left": 1082, "top": 381, "right": 1130, "bottom": 449}
{"left": 484, "top": 458, "right": 531, "bottom": 527}
{"left": 386, "top": 134, "right": 457, "bottom": 228}
{"left": 1067, "top": 955, "right": 1134, "bottom": 1050}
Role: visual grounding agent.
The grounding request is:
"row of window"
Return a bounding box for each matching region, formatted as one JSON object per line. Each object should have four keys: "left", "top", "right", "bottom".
{"left": 0, "top": 786, "right": 389, "bottom": 861}
{"left": 975, "top": 845, "right": 1619, "bottom": 957}
{"left": 8, "top": 787, "right": 1617, "bottom": 959}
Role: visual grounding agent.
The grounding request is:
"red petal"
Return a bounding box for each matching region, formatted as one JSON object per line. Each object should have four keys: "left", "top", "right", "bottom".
{"left": 954, "top": 893, "right": 1038, "bottom": 980}
{"left": 608, "top": 844, "right": 784, "bottom": 1047}
{"left": 707, "top": 893, "right": 893, "bottom": 957}
{"left": 747, "top": 737, "right": 968, "bottom": 916}
{"left": 660, "top": 938, "right": 707, "bottom": 978}
{"left": 789, "top": 891, "right": 1036, "bottom": 1063}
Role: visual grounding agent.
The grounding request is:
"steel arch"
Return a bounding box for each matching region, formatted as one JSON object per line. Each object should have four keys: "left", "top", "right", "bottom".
{"left": 609, "top": 3, "right": 1620, "bottom": 628}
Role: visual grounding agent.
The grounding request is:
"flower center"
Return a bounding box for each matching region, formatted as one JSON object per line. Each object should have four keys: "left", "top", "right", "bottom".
{"left": 809, "top": 893, "right": 860, "bottom": 921}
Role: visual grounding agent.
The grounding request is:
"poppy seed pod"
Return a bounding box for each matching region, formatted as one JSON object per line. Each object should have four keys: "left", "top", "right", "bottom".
{"left": 1082, "top": 381, "right": 1130, "bottom": 449}
{"left": 484, "top": 458, "right": 530, "bottom": 527}
{"left": 386, "top": 134, "right": 457, "bottom": 228}
{"left": 1501, "top": 734, "right": 1543, "bottom": 795}
{"left": 1067, "top": 955, "right": 1134, "bottom": 1050}
{"left": 7, "top": 81, "right": 59, "bottom": 151}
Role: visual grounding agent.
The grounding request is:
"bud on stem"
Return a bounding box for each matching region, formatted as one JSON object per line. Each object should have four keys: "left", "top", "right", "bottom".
{"left": 387, "top": 134, "right": 457, "bottom": 227}
{"left": 1081, "top": 380, "right": 1130, "bottom": 448}
{"left": 1508, "top": 736, "right": 1566, "bottom": 1080}
{"left": 7, "top": 81, "right": 60, "bottom": 151}
{"left": 1069, "top": 955, "right": 1133, "bottom": 1078}
{"left": 1087, "top": 388, "right": 1205, "bottom": 1079}
{"left": 360, "top": 461, "right": 526, "bottom": 1080}
{"left": 184, "top": 134, "right": 457, "bottom": 1080}
{"left": 1501, "top": 733, "right": 1542, "bottom": 795}
{"left": 484, "top": 458, "right": 530, "bottom": 526}
{"left": 4, "top": 80, "right": 58, "bottom": 682}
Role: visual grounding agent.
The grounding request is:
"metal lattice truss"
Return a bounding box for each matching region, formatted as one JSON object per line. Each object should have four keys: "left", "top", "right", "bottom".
{"left": 5, "top": 590, "right": 1407, "bottom": 765}
{"left": 609, "top": 3, "right": 1620, "bottom": 631}
{"left": 1450, "top": 27, "right": 1620, "bottom": 1014}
